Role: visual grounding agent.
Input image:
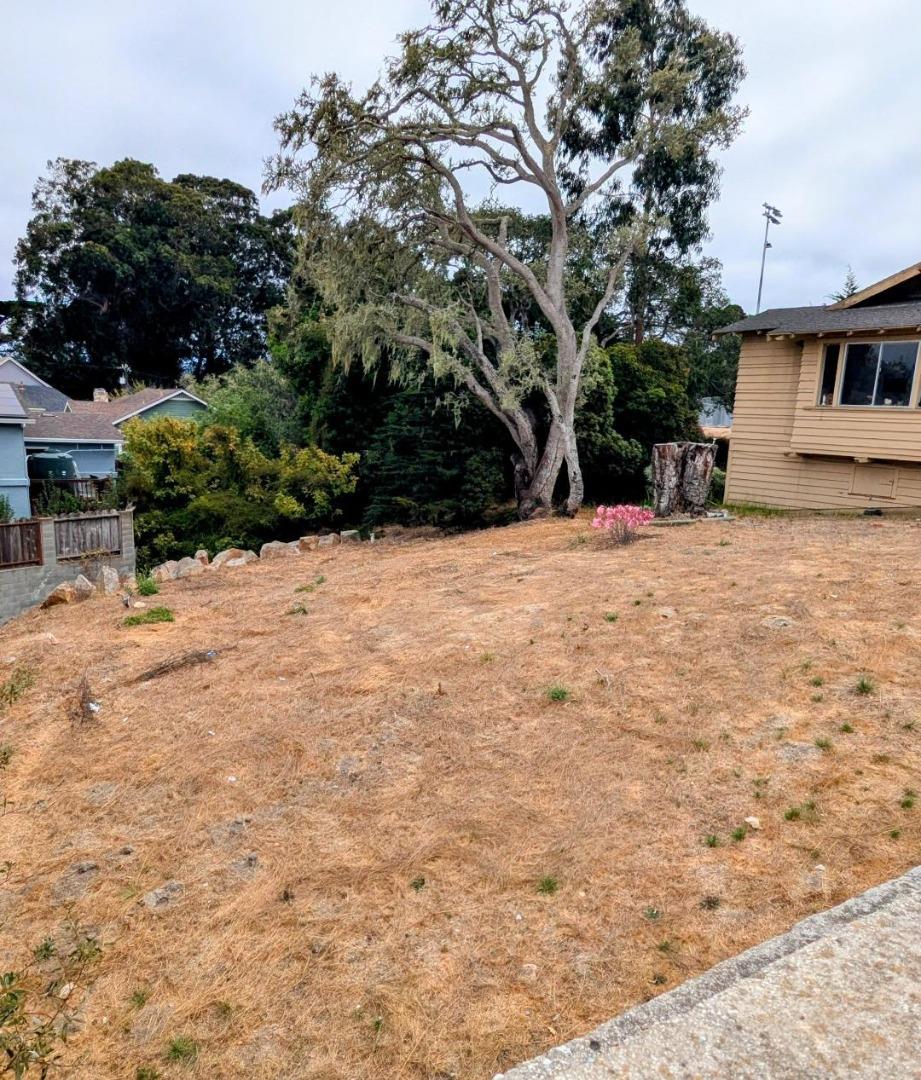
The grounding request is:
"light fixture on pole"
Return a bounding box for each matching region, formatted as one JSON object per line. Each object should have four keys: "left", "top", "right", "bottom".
{"left": 756, "top": 203, "right": 782, "bottom": 314}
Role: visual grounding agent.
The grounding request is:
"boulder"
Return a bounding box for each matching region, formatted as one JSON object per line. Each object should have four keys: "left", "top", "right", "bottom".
{"left": 223, "top": 551, "right": 258, "bottom": 569}
{"left": 73, "top": 574, "right": 95, "bottom": 600}
{"left": 175, "top": 556, "right": 205, "bottom": 578}
{"left": 298, "top": 535, "right": 319, "bottom": 552}
{"left": 260, "top": 540, "right": 295, "bottom": 560}
{"left": 339, "top": 530, "right": 361, "bottom": 543}
{"left": 212, "top": 548, "right": 246, "bottom": 569}
{"left": 317, "top": 533, "right": 340, "bottom": 549}
{"left": 152, "top": 560, "right": 179, "bottom": 583}
{"left": 42, "top": 583, "right": 76, "bottom": 608}
{"left": 98, "top": 565, "right": 120, "bottom": 594}
{"left": 194, "top": 549, "right": 210, "bottom": 566}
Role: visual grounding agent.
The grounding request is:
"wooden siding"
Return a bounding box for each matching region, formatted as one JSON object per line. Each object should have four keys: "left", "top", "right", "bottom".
{"left": 790, "top": 337, "right": 921, "bottom": 461}
{"left": 725, "top": 335, "right": 921, "bottom": 509}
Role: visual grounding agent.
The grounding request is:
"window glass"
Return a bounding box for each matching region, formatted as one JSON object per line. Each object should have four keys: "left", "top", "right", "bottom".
{"left": 877, "top": 341, "right": 917, "bottom": 406}
{"left": 840, "top": 343, "right": 880, "bottom": 405}
{"left": 818, "top": 344, "right": 839, "bottom": 405}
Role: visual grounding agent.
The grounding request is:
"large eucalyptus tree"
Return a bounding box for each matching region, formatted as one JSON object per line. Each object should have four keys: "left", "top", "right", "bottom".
{"left": 269, "top": 0, "right": 743, "bottom": 517}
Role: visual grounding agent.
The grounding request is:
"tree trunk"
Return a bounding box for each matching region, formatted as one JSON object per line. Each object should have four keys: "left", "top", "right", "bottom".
{"left": 562, "top": 426, "right": 584, "bottom": 516}
{"left": 517, "top": 421, "right": 565, "bottom": 519}
{"left": 652, "top": 442, "right": 716, "bottom": 518}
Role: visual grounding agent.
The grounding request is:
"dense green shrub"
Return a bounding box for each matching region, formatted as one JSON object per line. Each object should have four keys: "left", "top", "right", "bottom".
{"left": 120, "top": 416, "right": 358, "bottom": 565}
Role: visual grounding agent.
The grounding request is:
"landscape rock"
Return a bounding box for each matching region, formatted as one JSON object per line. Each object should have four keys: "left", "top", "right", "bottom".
{"left": 744, "top": 816, "right": 761, "bottom": 831}
{"left": 298, "top": 535, "right": 319, "bottom": 551}
{"left": 655, "top": 607, "right": 676, "bottom": 619}
{"left": 175, "top": 556, "right": 205, "bottom": 578}
{"left": 317, "top": 533, "right": 340, "bottom": 548}
{"left": 73, "top": 574, "right": 95, "bottom": 600}
{"left": 761, "top": 615, "right": 796, "bottom": 630}
{"left": 152, "top": 560, "right": 179, "bottom": 583}
{"left": 141, "top": 880, "right": 184, "bottom": 910}
{"left": 224, "top": 551, "right": 257, "bottom": 569}
{"left": 260, "top": 540, "right": 295, "bottom": 559}
{"left": 42, "top": 584, "right": 76, "bottom": 608}
{"left": 212, "top": 547, "right": 257, "bottom": 569}
{"left": 194, "top": 549, "right": 210, "bottom": 566}
{"left": 98, "top": 565, "right": 120, "bottom": 594}
{"left": 339, "top": 530, "right": 361, "bottom": 543}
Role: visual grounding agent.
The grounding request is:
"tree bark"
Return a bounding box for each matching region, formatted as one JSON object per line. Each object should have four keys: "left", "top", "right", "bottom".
{"left": 652, "top": 442, "right": 716, "bottom": 518}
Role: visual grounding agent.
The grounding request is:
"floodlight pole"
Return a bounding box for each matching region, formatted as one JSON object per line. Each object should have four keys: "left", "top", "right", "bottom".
{"left": 756, "top": 203, "right": 782, "bottom": 314}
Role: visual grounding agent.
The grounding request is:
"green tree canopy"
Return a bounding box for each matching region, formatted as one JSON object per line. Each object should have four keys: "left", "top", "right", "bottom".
{"left": 267, "top": 0, "right": 744, "bottom": 517}
{"left": 11, "top": 159, "right": 292, "bottom": 396}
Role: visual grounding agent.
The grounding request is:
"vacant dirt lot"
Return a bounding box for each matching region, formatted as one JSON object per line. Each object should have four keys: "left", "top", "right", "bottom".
{"left": 1, "top": 514, "right": 919, "bottom": 1078}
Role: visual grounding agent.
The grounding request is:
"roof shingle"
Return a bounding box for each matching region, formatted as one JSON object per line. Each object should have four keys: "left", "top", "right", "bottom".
{"left": 718, "top": 300, "right": 921, "bottom": 336}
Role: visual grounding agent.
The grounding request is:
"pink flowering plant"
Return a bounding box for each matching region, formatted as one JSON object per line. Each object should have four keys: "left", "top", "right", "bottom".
{"left": 591, "top": 504, "right": 655, "bottom": 545}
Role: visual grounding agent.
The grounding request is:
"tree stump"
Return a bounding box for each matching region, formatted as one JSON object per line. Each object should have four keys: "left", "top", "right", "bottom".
{"left": 652, "top": 442, "right": 716, "bottom": 518}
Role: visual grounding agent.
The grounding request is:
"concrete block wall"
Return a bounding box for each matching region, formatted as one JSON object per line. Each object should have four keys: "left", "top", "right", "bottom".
{"left": 0, "top": 509, "right": 135, "bottom": 626}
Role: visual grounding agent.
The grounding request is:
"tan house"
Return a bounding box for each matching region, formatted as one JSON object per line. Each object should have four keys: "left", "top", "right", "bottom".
{"left": 718, "top": 260, "right": 921, "bottom": 509}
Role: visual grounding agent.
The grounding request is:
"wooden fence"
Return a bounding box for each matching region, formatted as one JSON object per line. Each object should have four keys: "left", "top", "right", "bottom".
{"left": 54, "top": 512, "right": 121, "bottom": 560}
{"left": 0, "top": 519, "right": 43, "bottom": 569}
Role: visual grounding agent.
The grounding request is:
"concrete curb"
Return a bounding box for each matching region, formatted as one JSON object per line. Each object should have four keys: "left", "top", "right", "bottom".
{"left": 496, "top": 865, "right": 921, "bottom": 1078}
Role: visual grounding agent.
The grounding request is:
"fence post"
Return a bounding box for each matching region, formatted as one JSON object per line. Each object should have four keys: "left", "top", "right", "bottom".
{"left": 39, "top": 517, "right": 56, "bottom": 569}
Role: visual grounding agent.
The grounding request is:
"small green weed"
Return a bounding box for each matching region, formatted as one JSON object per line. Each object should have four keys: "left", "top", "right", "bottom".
{"left": 130, "top": 987, "right": 151, "bottom": 1009}
{"left": 643, "top": 906, "right": 662, "bottom": 921}
{"left": 784, "top": 800, "right": 818, "bottom": 823}
{"left": 811, "top": 693, "right": 824, "bottom": 703}
{"left": 165, "top": 1036, "right": 199, "bottom": 1064}
{"left": 32, "top": 937, "right": 56, "bottom": 962}
{"left": 704, "top": 834, "right": 721, "bottom": 848}
{"left": 900, "top": 789, "right": 917, "bottom": 810}
{"left": 604, "top": 612, "right": 619, "bottom": 623}
{"left": 691, "top": 737, "right": 710, "bottom": 751}
{"left": 890, "top": 829, "right": 902, "bottom": 839}
{"left": 730, "top": 826, "right": 746, "bottom": 843}
{"left": 855, "top": 676, "right": 875, "bottom": 696}
{"left": 0, "top": 666, "right": 35, "bottom": 712}
{"left": 0, "top": 743, "right": 12, "bottom": 769}
{"left": 286, "top": 604, "right": 309, "bottom": 616}
{"left": 123, "top": 606, "right": 174, "bottom": 627}
{"left": 537, "top": 876, "right": 559, "bottom": 895}
{"left": 809, "top": 676, "right": 824, "bottom": 687}
{"left": 480, "top": 652, "right": 495, "bottom": 663}
{"left": 814, "top": 738, "right": 833, "bottom": 752}
{"left": 136, "top": 575, "right": 159, "bottom": 597}
{"left": 546, "top": 684, "right": 571, "bottom": 703}
{"left": 136, "top": 1068, "right": 161, "bottom": 1080}
{"left": 410, "top": 876, "right": 426, "bottom": 892}
{"left": 700, "top": 895, "right": 721, "bottom": 910}
{"left": 840, "top": 723, "right": 854, "bottom": 734}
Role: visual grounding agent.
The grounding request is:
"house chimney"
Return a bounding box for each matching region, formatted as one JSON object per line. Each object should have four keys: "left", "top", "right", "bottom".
{"left": 93, "top": 388, "right": 109, "bottom": 403}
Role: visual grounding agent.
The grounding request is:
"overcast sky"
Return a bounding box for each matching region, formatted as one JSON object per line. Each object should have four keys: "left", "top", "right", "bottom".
{"left": 2, "top": 0, "right": 919, "bottom": 313}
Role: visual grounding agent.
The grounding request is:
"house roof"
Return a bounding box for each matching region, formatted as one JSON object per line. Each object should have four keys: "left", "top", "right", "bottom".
{"left": 0, "top": 383, "right": 29, "bottom": 422}
{"left": 69, "top": 387, "right": 207, "bottom": 424}
{"left": 21, "top": 409, "right": 123, "bottom": 444}
{"left": 717, "top": 300, "right": 921, "bottom": 337}
{"left": 12, "top": 383, "right": 71, "bottom": 413}
{"left": 0, "top": 356, "right": 56, "bottom": 389}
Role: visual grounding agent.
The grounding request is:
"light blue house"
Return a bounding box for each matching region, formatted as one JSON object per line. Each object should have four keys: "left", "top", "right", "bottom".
{"left": 0, "top": 382, "right": 32, "bottom": 519}
{"left": 0, "top": 358, "right": 207, "bottom": 520}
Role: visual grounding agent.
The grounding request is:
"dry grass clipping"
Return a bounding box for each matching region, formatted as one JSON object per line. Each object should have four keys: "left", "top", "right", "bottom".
{"left": 0, "top": 513, "right": 919, "bottom": 1078}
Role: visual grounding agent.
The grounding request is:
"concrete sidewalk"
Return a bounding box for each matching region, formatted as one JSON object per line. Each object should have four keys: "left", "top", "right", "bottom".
{"left": 497, "top": 866, "right": 921, "bottom": 1079}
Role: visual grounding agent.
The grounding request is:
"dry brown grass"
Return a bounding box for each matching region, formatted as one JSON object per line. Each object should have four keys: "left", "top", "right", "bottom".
{"left": 1, "top": 513, "right": 919, "bottom": 1078}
